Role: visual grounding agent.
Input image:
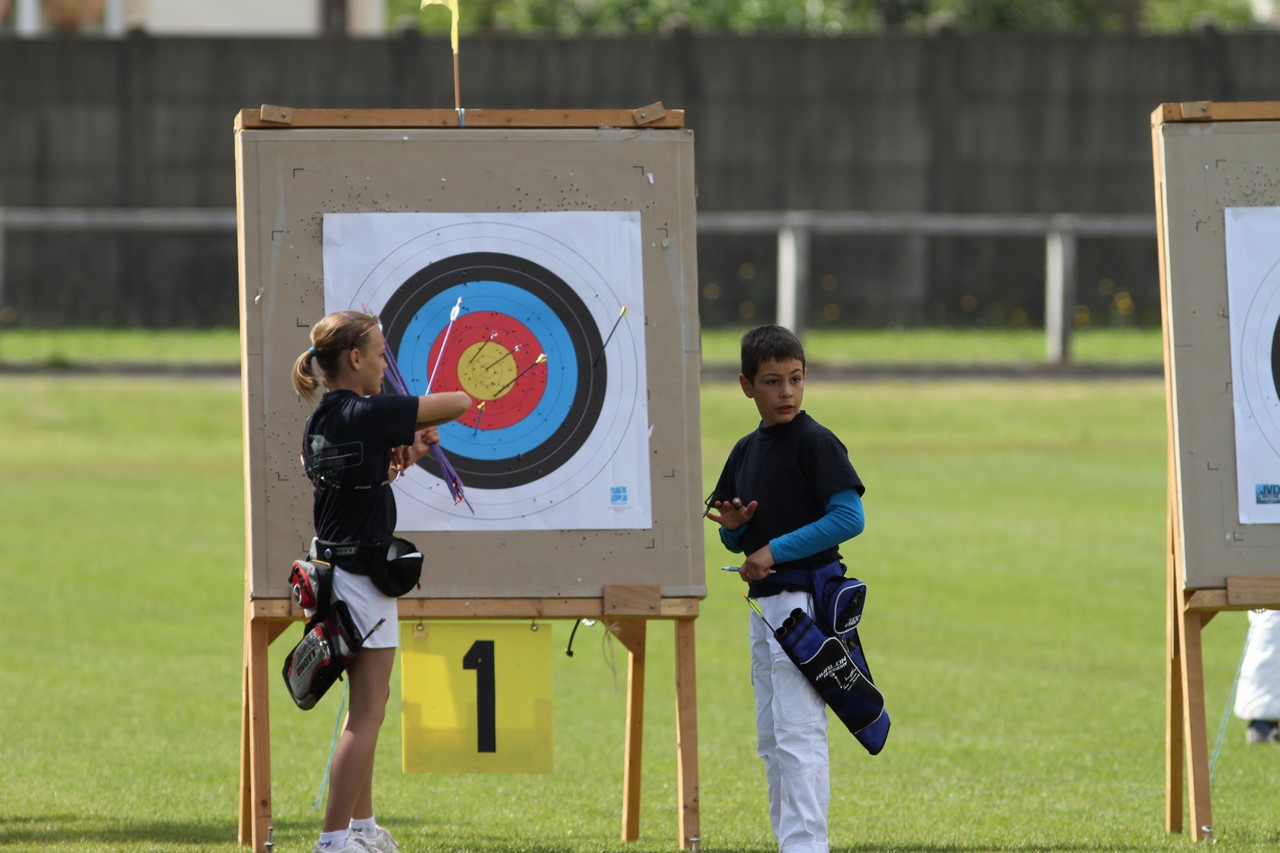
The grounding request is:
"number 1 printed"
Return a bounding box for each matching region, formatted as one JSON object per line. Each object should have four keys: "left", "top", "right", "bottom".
{"left": 463, "top": 640, "right": 496, "bottom": 753}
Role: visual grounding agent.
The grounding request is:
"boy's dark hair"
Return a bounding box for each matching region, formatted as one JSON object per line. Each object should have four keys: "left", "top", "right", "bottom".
{"left": 740, "top": 324, "right": 806, "bottom": 381}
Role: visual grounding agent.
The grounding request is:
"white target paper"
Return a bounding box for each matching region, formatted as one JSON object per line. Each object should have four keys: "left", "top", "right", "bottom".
{"left": 1227, "top": 206, "right": 1280, "bottom": 524}
{"left": 322, "top": 211, "right": 651, "bottom": 532}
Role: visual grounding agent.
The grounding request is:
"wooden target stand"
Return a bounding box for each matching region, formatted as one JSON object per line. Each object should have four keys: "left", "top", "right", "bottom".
{"left": 1154, "top": 101, "right": 1280, "bottom": 842}
{"left": 240, "top": 591, "right": 701, "bottom": 851}
{"left": 1165, "top": 569, "right": 1280, "bottom": 841}
{"left": 233, "top": 106, "right": 705, "bottom": 851}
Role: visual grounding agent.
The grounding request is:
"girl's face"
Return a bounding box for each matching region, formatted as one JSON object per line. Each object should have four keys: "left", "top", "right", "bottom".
{"left": 349, "top": 325, "right": 389, "bottom": 396}
{"left": 740, "top": 356, "right": 805, "bottom": 427}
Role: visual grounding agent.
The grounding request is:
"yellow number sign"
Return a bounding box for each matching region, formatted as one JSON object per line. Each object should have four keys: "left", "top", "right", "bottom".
{"left": 401, "top": 622, "right": 553, "bottom": 773}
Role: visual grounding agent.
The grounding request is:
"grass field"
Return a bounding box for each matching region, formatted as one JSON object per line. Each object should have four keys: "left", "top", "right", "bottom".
{"left": 1, "top": 354, "right": 1275, "bottom": 851}
{"left": 0, "top": 327, "right": 1164, "bottom": 370}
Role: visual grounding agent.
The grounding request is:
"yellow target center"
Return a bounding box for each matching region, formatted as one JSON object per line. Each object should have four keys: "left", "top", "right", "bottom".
{"left": 458, "top": 341, "right": 519, "bottom": 401}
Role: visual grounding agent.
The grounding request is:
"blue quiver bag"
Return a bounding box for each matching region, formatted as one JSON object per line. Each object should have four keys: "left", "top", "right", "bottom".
{"left": 774, "top": 607, "right": 890, "bottom": 755}
{"left": 811, "top": 564, "right": 867, "bottom": 639}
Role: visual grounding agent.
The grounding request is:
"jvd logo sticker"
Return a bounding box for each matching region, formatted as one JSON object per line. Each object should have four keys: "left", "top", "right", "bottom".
{"left": 1257, "top": 484, "right": 1280, "bottom": 504}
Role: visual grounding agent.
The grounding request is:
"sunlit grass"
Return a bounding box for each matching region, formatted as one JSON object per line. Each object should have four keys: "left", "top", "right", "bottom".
{"left": 4, "top": 372, "right": 1269, "bottom": 851}
{"left": 0, "top": 327, "right": 241, "bottom": 367}
{"left": 0, "top": 326, "right": 1161, "bottom": 369}
{"left": 700, "top": 326, "right": 1162, "bottom": 366}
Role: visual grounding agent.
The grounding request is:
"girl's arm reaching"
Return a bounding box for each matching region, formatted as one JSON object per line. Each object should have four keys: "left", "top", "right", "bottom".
{"left": 415, "top": 391, "right": 471, "bottom": 428}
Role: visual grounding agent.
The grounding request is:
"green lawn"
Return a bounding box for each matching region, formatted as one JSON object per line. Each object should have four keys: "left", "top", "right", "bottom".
{"left": 2, "top": 370, "right": 1270, "bottom": 852}
{"left": 0, "top": 326, "right": 1163, "bottom": 369}
{"left": 700, "top": 326, "right": 1163, "bottom": 367}
{"left": 0, "top": 327, "right": 243, "bottom": 367}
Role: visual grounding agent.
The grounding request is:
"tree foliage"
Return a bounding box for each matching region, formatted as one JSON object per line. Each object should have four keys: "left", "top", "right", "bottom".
{"left": 389, "top": 0, "right": 1259, "bottom": 36}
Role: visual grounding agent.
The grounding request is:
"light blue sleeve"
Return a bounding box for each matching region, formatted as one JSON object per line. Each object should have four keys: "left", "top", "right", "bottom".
{"left": 769, "top": 489, "right": 864, "bottom": 564}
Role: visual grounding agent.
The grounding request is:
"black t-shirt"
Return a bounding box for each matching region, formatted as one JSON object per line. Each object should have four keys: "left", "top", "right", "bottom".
{"left": 302, "top": 390, "right": 419, "bottom": 571}
{"left": 714, "top": 410, "right": 864, "bottom": 587}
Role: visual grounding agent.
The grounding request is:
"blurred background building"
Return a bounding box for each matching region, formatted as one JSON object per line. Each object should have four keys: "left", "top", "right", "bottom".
{"left": 4, "top": 0, "right": 385, "bottom": 36}
{"left": 2, "top": 0, "right": 1280, "bottom": 332}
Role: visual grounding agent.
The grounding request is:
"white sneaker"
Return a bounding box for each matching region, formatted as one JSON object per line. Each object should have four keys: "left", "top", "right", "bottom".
{"left": 312, "top": 836, "right": 376, "bottom": 853}
{"left": 352, "top": 826, "right": 400, "bottom": 853}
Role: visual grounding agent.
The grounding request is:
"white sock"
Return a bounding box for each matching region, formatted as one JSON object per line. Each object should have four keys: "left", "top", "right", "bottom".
{"left": 351, "top": 817, "right": 378, "bottom": 835}
{"left": 318, "top": 829, "right": 351, "bottom": 849}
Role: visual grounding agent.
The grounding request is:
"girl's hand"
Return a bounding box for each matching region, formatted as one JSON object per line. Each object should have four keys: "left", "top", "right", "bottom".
{"left": 389, "top": 445, "right": 411, "bottom": 480}
{"left": 405, "top": 427, "right": 439, "bottom": 466}
{"left": 412, "top": 426, "right": 439, "bottom": 454}
{"left": 390, "top": 428, "right": 442, "bottom": 478}
{"left": 704, "top": 496, "right": 757, "bottom": 530}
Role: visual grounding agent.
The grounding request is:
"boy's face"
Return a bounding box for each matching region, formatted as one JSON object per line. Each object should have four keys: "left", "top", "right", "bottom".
{"left": 740, "top": 357, "right": 805, "bottom": 427}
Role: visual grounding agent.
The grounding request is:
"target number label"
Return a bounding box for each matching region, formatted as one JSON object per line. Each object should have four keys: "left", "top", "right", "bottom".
{"left": 400, "top": 622, "right": 553, "bottom": 774}
{"left": 462, "top": 640, "right": 496, "bottom": 753}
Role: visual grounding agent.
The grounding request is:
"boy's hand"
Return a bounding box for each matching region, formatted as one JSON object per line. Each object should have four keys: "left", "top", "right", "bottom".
{"left": 705, "top": 496, "right": 757, "bottom": 530}
{"left": 737, "top": 544, "right": 776, "bottom": 582}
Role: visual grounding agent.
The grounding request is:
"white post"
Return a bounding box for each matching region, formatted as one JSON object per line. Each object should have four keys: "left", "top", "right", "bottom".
{"left": 1045, "top": 221, "right": 1078, "bottom": 365}
{"left": 776, "top": 223, "right": 809, "bottom": 335}
{"left": 777, "top": 226, "right": 797, "bottom": 331}
{"left": 16, "top": 0, "right": 41, "bottom": 36}
{"left": 103, "top": 0, "right": 127, "bottom": 36}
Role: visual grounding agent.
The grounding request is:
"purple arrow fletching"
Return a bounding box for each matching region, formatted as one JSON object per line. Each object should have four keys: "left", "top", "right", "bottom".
{"left": 383, "top": 337, "right": 474, "bottom": 513}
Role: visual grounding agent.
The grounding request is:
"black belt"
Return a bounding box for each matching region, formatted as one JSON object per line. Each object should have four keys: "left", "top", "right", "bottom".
{"left": 315, "top": 538, "right": 385, "bottom": 565}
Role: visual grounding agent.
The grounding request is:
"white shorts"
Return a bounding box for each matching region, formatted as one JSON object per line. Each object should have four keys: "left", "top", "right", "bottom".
{"left": 332, "top": 565, "right": 399, "bottom": 649}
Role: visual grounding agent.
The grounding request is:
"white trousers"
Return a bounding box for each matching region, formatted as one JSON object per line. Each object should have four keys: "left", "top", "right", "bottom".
{"left": 1235, "top": 609, "right": 1280, "bottom": 721}
{"left": 750, "top": 590, "right": 830, "bottom": 853}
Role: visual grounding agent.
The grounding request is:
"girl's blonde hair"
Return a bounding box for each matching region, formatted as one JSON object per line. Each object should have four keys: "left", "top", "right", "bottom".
{"left": 291, "top": 310, "right": 381, "bottom": 401}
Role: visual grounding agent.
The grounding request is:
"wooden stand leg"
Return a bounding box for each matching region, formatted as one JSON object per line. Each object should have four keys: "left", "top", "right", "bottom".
{"left": 247, "top": 617, "right": 273, "bottom": 851}
{"left": 240, "top": 611, "right": 292, "bottom": 850}
{"left": 612, "top": 621, "right": 647, "bottom": 842}
{"left": 675, "top": 618, "right": 700, "bottom": 850}
{"left": 239, "top": 656, "right": 253, "bottom": 845}
{"left": 1179, "top": 606, "right": 1213, "bottom": 842}
{"left": 1165, "top": 551, "right": 1184, "bottom": 834}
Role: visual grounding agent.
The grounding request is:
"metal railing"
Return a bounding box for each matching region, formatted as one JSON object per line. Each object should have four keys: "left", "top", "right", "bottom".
{"left": 698, "top": 210, "right": 1157, "bottom": 363}
{"left": 0, "top": 206, "right": 237, "bottom": 328}
{"left": 0, "top": 207, "right": 1154, "bottom": 362}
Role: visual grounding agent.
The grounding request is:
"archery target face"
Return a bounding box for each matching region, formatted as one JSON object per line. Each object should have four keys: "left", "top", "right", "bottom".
{"left": 323, "top": 212, "right": 651, "bottom": 531}
{"left": 1227, "top": 206, "right": 1280, "bottom": 524}
{"left": 1238, "top": 261, "right": 1280, "bottom": 453}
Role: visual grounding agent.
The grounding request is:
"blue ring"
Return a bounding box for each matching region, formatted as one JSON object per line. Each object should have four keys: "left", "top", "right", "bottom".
{"left": 395, "top": 282, "right": 578, "bottom": 458}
